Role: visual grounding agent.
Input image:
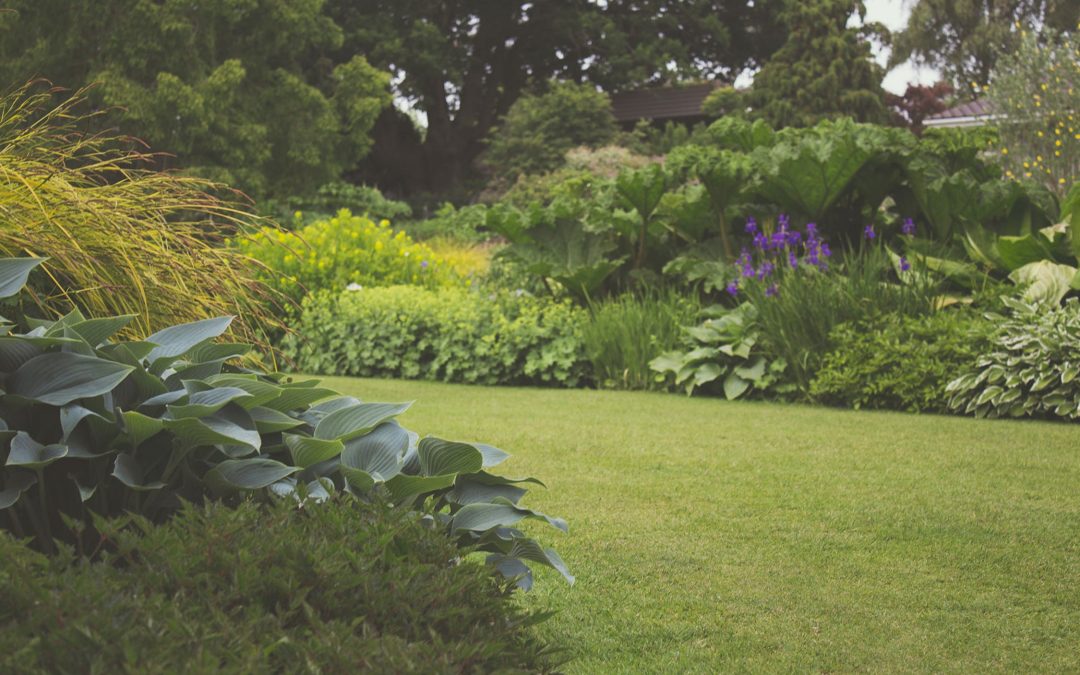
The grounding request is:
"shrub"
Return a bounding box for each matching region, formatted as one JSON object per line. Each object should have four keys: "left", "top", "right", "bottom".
{"left": 284, "top": 286, "right": 589, "bottom": 387}
{"left": 0, "top": 499, "right": 558, "bottom": 672}
{"left": 650, "top": 302, "right": 793, "bottom": 399}
{"left": 946, "top": 298, "right": 1080, "bottom": 420}
{"left": 483, "top": 82, "right": 617, "bottom": 184}
{"left": 0, "top": 258, "right": 569, "bottom": 585}
{"left": 0, "top": 84, "right": 284, "bottom": 348}
{"left": 583, "top": 289, "right": 701, "bottom": 390}
{"left": 810, "top": 311, "right": 994, "bottom": 413}
{"left": 402, "top": 202, "right": 491, "bottom": 242}
{"left": 268, "top": 181, "right": 413, "bottom": 224}
{"left": 236, "top": 210, "right": 467, "bottom": 301}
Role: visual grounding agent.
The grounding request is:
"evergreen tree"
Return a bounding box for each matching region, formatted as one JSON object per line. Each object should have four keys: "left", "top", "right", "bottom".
{"left": 748, "top": 0, "right": 888, "bottom": 128}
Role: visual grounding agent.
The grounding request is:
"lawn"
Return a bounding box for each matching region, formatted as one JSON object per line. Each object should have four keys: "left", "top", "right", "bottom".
{"left": 320, "top": 376, "right": 1080, "bottom": 673}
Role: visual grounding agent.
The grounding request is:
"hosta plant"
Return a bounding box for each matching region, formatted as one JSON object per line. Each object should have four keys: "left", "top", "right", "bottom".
{"left": 946, "top": 297, "right": 1080, "bottom": 420}
{"left": 649, "top": 302, "right": 792, "bottom": 399}
{"left": 0, "top": 258, "right": 569, "bottom": 588}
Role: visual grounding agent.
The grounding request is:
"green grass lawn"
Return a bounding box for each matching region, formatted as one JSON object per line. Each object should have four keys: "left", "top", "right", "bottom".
{"left": 319, "top": 376, "right": 1080, "bottom": 673}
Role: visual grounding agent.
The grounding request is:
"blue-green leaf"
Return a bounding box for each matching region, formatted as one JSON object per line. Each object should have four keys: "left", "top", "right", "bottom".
{"left": 0, "top": 258, "right": 45, "bottom": 299}
{"left": 418, "top": 438, "right": 484, "bottom": 477}
{"left": 314, "top": 401, "right": 412, "bottom": 441}
{"left": 145, "top": 316, "right": 233, "bottom": 364}
{"left": 9, "top": 352, "right": 134, "bottom": 406}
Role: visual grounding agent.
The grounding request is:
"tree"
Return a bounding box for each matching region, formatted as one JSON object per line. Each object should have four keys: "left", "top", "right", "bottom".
{"left": 325, "top": 0, "right": 786, "bottom": 193}
{"left": 482, "top": 82, "right": 617, "bottom": 185}
{"left": 0, "top": 0, "right": 391, "bottom": 198}
{"left": 890, "top": 0, "right": 1079, "bottom": 94}
{"left": 748, "top": 0, "right": 889, "bottom": 128}
{"left": 886, "top": 81, "right": 955, "bottom": 134}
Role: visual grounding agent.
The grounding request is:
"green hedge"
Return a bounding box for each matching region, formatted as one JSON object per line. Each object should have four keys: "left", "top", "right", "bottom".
{"left": 0, "top": 499, "right": 556, "bottom": 673}
{"left": 284, "top": 286, "right": 589, "bottom": 387}
{"left": 810, "top": 310, "right": 994, "bottom": 413}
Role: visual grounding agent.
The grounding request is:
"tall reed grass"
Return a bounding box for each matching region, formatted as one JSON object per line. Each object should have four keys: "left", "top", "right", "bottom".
{"left": 583, "top": 288, "right": 701, "bottom": 390}
{"left": 0, "top": 83, "right": 285, "bottom": 350}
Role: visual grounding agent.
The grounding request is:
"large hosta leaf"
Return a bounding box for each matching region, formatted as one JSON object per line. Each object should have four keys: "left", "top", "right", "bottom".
{"left": 145, "top": 316, "right": 233, "bottom": 365}
{"left": 163, "top": 404, "right": 260, "bottom": 451}
{"left": 205, "top": 458, "right": 298, "bottom": 491}
{"left": 166, "top": 387, "right": 254, "bottom": 419}
{"left": 112, "top": 453, "right": 166, "bottom": 491}
{"left": 314, "top": 401, "right": 412, "bottom": 441}
{"left": 8, "top": 352, "right": 134, "bottom": 406}
{"left": 0, "top": 258, "right": 45, "bottom": 299}
{"left": 0, "top": 470, "right": 36, "bottom": 509}
{"left": 6, "top": 432, "right": 67, "bottom": 468}
{"left": 384, "top": 473, "right": 457, "bottom": 501}
{"left": 67, "top": 315, "right": 136, "bottom": 347}
{"left": 340, "top": 422, "right": 407, "bottom": 482}
{"left": 284, "top": 434, "right": 344, "bottom": 469}
{"left": 418, "top": 438, "right": 484, "bottom": 477}
{"left": 450, "top": 501, "right": 568, "bottom": 534}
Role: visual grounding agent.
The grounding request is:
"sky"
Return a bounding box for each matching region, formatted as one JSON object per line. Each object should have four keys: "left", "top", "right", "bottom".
{"left": 862, "top": 0, "right": 942, "bottom": 94}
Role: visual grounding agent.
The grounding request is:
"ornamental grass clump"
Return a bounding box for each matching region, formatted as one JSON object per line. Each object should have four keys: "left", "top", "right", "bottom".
{"left": 0, "top": 83, "right": 285, "bottom": 349}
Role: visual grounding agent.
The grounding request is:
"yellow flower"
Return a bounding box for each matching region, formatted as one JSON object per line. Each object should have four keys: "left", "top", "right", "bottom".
{"left": 1001, "top": 148, "right": 1009, "bottom": 155}
{"left": 374, "top": 240, "right": 384, "bottom": 251}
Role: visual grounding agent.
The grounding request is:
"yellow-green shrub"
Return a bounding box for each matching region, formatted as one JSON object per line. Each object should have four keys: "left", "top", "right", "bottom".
{"left": 283, "top": 286, "right": 589, "bottom": 387}
{"left": 237, "top": 210, "right": 468, "bottom": 300}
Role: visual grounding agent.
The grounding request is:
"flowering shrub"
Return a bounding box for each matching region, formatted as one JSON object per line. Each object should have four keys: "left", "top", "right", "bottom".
{"left": 284, "top": 286, "right": 589, "bottom": 387}
{"left": 236, "top": 210, "right": 468, "bottom": 301}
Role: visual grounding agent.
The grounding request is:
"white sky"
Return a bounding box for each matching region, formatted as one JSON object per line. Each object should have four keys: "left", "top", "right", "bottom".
{"left": 863, "top": 0, "right": 942, "bottom": 93}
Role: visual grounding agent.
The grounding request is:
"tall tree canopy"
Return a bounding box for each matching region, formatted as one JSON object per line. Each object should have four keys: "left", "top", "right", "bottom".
{"left": 0, "top": 0, "right": 391, "bottom": 198}
{"left": 890, "top": 0, "right": 1079, "bottom": 94}
{"left": 326, "top": 0, "right": 786, "bottom": 193}
{"left": 748, "top": 0, "right": 888, "bottom": 128}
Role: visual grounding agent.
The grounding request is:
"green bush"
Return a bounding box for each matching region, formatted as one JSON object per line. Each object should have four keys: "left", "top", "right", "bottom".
{"left": 0, "top": 499, "right": 558, "bottom": 672}
{"left": 236, "top": 210, "right": 468, "bottom": 302}
{"left": 268, "top": 182, "right": 413, "bottom": 225}
{"left": 402, "top": 202, "right": 491, "bottom": 242}
{"left": 483, "top": 82, "right": 617, "bottom": 185}
{"left": 0, "top": 258, "right": 569, "bottom": 585}
{"left": 583, "top": 289, "right": 701, "bottom": 390}
{"left": 946, "top": 298, "right": 1080, "bottom": 420}
{"left": 810, "top": 311, "right": 994, "bottom": 413}
{"left": 284, "top": 286, "right": 589, "bottom": 387}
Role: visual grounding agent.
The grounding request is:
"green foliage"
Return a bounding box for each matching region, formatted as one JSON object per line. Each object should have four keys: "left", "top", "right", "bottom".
{"left": 0, "top": 260, "right": 569, "bottom": 584}
{"left": 701, "top": 86, "right": 748, "bottom": 118}
{"left": 947, "top": 297, "right": 1080, "bottom": 420}
{"left": 284, "top": 286, "right": 589, "bottom": 387}
{"left": 810, "top": 311, "right": 994, "bottom": 412}
{"left": 268, "top": 182, "right": 413, "bottom": 225}
{"left": 745, "top": 244, "right": 939, "bottom": 395}
{"left": 890, "top": 0, "right": 1077, "bottom": 90}
{"left": 237, "top": 210, "right": 468, "bottom": 303}
{"left": 483, "top": 82, "right": 617, "bottom": 185}
{"left": 0, "top": 499, "right": 558, "bottom": 672}
{"left": 582, "top": 289, "right": 702, "bottom": 390}
{"left": 403, "top": 203, "right": 491, "bottom": 242}
{"left": 987, "top": 26, "right": 1079, "bottom": 194}
{"left": 650, "top": 303, "right": 792, "bottom": 398}
{"left": 748, "top": 0, "right": 888, "bottom": 128}
{"left": 0, "top": 3, "right": 392, "bottom": 198}
{"left": 0, "top": 84, "right": 284, "bottom": 350}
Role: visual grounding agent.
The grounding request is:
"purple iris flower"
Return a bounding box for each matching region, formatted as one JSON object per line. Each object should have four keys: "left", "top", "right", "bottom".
{"left": 420, "top": 260, "right": 429, "bottom": 268}
{"left": 753, "top": 232, "right": 768, "bottom": 250}
{"left": 725, "top": 281, "right": 739, "bottom": 297}
{"left": 820, "top": 243, "right": 832, "bottom": 258}
{"left": 744, "top": 216, "right": 758, "bottom": 234}
{"left": 765, "top": 283, "right": 779, "bottom": 297}
{"left": 864, "top": 225, "right": 875, "bottom": 240}
{"left": 757, "top": 261, "right": 775, "bottom": 279}
{"left": 901, "top": 218, "right": 916, "bottom": 236}
{"left": 900, "top": 256, "right": 911, "bottom": 272}
{"left": 788, "top": 250, "right": 798, "bottom": 268}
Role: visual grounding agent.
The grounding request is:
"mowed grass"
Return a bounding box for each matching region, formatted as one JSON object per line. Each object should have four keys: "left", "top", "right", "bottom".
{"left": 318, "top": 376, "right": 1080, "bottom": 673}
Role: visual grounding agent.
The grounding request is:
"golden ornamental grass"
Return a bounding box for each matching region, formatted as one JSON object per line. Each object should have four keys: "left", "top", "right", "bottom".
{"left": 0, "top": 83, "right": 288, "bottom": 355}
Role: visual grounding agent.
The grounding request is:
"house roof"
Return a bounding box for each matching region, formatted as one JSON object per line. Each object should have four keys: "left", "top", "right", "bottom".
{"left": 924, "top": 98, "right": 997, "bottom": 128}
{"left": 609, "top": 82, "right": 724, "bottom": 123}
